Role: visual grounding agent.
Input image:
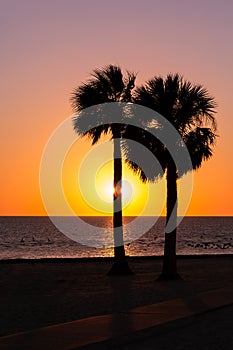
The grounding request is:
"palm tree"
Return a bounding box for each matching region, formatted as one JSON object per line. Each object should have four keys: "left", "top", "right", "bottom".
{"left": 71, "top": 65, "right": 136, "bottom": 275}
{"left": 127, "top": 74, "right": 217, "bottom": 279}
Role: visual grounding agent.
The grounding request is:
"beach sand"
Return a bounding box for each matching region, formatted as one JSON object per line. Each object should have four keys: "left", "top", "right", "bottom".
{"left": 0, "top": 255, "right": 232, "bottom": 338}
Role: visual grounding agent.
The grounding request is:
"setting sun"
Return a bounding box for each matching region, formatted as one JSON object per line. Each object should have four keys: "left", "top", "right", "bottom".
{"left": 95, "top": 162, "right": 133, "bottom": 208}
{"left": 60, "top": 136, "right": 166, "bottom": 217}
{"left": 102, "top": 183, "right": 115, "bottom": 202}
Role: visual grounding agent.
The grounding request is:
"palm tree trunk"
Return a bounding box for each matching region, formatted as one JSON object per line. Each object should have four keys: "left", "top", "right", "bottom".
{"left": 113, "top": 136, "right": 124, "bottom": 251}
{"left": 158, "top": 159, "right": 181, "bottom": 280}
{"left": 108, "top": 133, "right": 132, "bottom": 275}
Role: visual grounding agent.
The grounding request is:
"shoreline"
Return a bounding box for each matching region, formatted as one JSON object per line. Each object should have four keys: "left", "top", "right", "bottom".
{"left": 0, "top": 253, "right": 232, "bottom": 264}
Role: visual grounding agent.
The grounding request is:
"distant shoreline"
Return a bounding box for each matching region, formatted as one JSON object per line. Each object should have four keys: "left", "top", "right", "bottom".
{"left": 1, "top": 253, "right": 232, "bottom": 264}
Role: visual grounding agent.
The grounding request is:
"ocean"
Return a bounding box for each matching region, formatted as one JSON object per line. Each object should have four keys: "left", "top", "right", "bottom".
{"left": 0, "top": 216, "right": 232, "bottom": 260}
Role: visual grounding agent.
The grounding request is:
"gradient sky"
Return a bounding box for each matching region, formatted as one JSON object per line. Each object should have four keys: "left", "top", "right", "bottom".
{"left": 1, "top": 0, "right": 233, "bottom": 216}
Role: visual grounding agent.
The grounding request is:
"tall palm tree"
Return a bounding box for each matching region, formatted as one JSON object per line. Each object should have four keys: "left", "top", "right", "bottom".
{"left": 71, "top": 65, "right": 136, "bottom": 275}
{"left": 127, "top": 74, "right": 217, "bottom": 279}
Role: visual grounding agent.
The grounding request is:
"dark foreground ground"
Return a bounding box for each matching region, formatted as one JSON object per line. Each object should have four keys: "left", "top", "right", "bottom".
{"left": 0, "top": 255, "right": 232, "bottom": 348}
{"left": 123, "top": 305, "right": 233, "bottom": 350}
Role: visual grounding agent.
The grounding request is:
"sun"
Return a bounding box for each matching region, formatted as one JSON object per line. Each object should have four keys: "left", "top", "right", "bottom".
{"left": 62, "top": 138, "right": 166, "bottom": 216}
{"left": 101, "top": 181, "right": 114, "bottom": 202}
{"left": 95, "top": 162, "right": 133, "bottom": 208}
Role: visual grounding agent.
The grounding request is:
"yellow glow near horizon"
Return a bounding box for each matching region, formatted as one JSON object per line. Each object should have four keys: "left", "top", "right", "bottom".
{"left": 61, "top": 137, "right": 166, "bottom": 216}
{"left": 95, "top": 161, "right": 134, "bottom": 209}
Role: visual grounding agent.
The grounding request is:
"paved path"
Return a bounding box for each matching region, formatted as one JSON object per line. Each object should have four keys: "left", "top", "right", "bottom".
{"left": 0, "top": 287, "right": 232, "bottom": 350}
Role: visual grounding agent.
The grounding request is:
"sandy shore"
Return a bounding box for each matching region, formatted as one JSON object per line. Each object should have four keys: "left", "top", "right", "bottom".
{"left": 0, "top": 255, "right": 232, "bottom": 339}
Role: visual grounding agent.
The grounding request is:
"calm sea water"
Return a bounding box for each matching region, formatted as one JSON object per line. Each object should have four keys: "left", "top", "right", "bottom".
{"left": 0, "top": 216, "right": 232, "bottom": 260}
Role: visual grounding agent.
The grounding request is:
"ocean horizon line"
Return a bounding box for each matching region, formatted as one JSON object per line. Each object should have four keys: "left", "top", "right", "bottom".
{"left": 1, "top": 215, "right": 233, "bottom": 218}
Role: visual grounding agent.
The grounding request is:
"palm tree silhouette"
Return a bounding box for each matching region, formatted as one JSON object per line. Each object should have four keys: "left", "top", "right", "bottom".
{"left": 71, "top": 65, "right": 136, "bottom": 275}
{"left": 128, "top": 74, "right": 217, "bottom": 279}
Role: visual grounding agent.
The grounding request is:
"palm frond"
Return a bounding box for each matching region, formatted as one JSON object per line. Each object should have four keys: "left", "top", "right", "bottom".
{"left": 92, "top": 65, "right": 125, "bottom": 101}
{"left": 184, "top": 127, "right": 217, "bottom": 169}
{"left": 122, "top": 70, "right": 137, "bottom": 102}
{"left": 122, "top": 125, "right": 166, "bottom": 182}
{"left": 176, "top": 81, "right": 217, "bottom": 133}
{"left": 71, "top": 64, "right": 137, "bottom": 142}
{"left": 132, "top": 73, "right": 217, "bottom": 178}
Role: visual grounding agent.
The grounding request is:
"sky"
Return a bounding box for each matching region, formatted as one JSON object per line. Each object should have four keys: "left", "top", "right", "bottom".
{"left": 1, "top": 0, "right": 233, "bottom": 216}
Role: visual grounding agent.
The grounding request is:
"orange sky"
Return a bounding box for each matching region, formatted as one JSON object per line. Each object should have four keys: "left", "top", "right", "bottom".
{"left": 1, "top": 0, "right": 233, "bottom": 216}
